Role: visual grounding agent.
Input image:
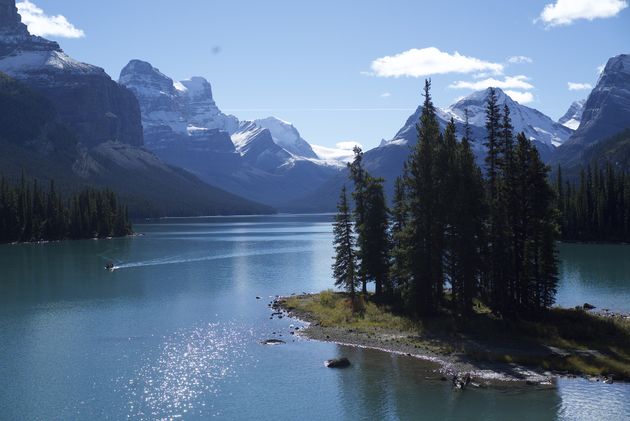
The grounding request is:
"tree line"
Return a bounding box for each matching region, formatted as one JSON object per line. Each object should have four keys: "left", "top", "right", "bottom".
{"left": 0, "top": 175, "right": 133, "bottom": 244}
{"left": 555, "top": 164, "right": 630, "bottom": 243}
{"left": 333, "top": 81, "right": 559, "bottom": 319}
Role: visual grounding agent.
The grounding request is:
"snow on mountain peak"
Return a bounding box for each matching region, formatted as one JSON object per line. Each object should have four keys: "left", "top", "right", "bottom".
{"left": 254, "top": 116, "right": 318, "bottom": 159}
{"left": 119, "top": 59, "right": 239, "bottom": 137}
{"left": 0, "top": 0, "right": 102, "bottom": 78}
{"left": 179, "top": 77, "right": 213, "bottom": 98}
{"left": 446, "top": 87, "right": 573, "bottom": 147}
{"left": 558, "top": 99, "right": 586, "bottom": 131}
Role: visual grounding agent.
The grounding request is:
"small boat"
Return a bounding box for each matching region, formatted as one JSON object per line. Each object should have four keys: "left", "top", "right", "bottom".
{"left": 105, "top": 262, "right": 115, "bottom": 271}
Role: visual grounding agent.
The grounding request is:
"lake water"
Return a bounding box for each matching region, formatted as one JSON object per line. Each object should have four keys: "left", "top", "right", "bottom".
{"left": 0, "top": 214, "right": 629, "bottom": 420}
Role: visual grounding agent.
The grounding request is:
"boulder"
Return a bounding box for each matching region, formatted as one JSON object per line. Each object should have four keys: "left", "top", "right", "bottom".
{"left": 583, "top": 303, "right": 596, "bottom": 310}
{"left": 261, "top": 339, "right": 286, "bottom": 345}
{"left": 325, "top": 358, "right": 351, "bottom": 368}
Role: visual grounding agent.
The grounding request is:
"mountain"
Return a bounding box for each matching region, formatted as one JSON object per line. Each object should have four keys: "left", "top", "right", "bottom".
{"left": 447, "top": 88, "right": 573, "bottom": 150}
{"left": 0, "top": 1, "right": 142, "bottom": 148}
{"left": 290, "top": 87, "right": 575, "bottom": 212}
{"left": 558, "top": 99, "right": 586, "bottom": 130}
{"left": 0, "top": 0, "right": 272, "bottom": 216}
{"left": 557, "top": 54, "right": 630, "bottom": 167}
{"left": 231, "top": 121, "right": 294, "bottom": 172}
{"left": 119, "top": 59, "right": 340, "bottom": 209}
{"left": 254, "top": 117, "right": 318, "bottom": 159}
{"left": 382, "top": 88, "right": 573, "bottom": 162}
{"left": 578, "top": 128, "right": 630, "bottom": 171}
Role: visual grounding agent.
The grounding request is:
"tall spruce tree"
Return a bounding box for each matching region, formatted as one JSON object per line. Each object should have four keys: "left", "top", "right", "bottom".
{"left": 390, "top": 175, "right": 409, "bottom": 304}
{"left": 332, "top": 186, "right": 358, "bottom": 300}
{"left": 361, "top": 176, "right": 390, "bottom": 300}
{"left": 404, "top": 79, "right": 443, "bottom": 315}
{"left": 448, "top": 120, "right": 486, "bottom": 314}
{"left": 349, "top": 146, "right": 369, "bottom": 294}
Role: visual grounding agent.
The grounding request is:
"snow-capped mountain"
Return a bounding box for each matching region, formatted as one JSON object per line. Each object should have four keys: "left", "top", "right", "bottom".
{"left": 253, "top": 117, "right": 318, "bottom": 159}
{"left": 446, "top": 88, "right": 573, "bottom": 148}
{"left": 119, "top": 60, "right": 239, "bottom": 148}
{"left": 119, "top": 59, "right": 341, "bottom": 208}
{"left": 0, "top": 0, "right": 143, "bottom": 148}
{"left": 383, "top": 87, "right": 573, "bottom": 162}
{"left": 558, "top": 100, "right": 586, "bottom": 131}
{"left": 0, "top": 0, "right": 271, "bottom": 216}
{"left": 231, "top": 121, "right": 294, "bottom": 172}
{"left": 292, "top": 87, "right": 578, "bottom": 212}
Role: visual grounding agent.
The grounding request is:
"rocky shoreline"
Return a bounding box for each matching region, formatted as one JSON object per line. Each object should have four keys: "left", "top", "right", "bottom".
{"left": 272, "top": 294, "right": 622, "bottom": 389}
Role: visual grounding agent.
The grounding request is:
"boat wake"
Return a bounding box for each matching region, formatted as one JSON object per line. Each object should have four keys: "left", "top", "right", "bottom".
{"left": 112, "top": 247, "right": 313, "bottom": 270}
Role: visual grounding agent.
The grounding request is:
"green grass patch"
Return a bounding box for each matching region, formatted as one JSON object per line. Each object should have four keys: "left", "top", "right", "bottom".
{"left": 283, "top": 291, "right": 630, "bottom": 380}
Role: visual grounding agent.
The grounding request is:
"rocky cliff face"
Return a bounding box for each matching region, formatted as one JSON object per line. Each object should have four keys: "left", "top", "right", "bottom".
{"left": 559, "top": 54, "right": 630, "bottom": 164}
{"left": 119, "top": 59, "right": 238, "bottom": 150}
{"left": 0, "top": 0, "right": 143, "bottom": 148}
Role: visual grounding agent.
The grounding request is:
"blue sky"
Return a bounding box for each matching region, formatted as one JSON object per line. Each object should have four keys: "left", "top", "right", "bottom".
{"left": 18, "top": 0, "right": 630, "bottom": 149}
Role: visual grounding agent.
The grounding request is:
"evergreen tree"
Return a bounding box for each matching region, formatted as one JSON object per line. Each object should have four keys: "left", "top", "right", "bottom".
{"left": 390, "top": 175, "right": 409, "bottom": 304}
{"left": 349, "top": 146, "right": 369, "bottom": 294}
{"left": 0, "top": 177, "right": 133, "bottom": 244}
{"left": 361, "top": 176, "right": 390, "bottom": 300}
{"left": 448, "top": 121, "right": 486, "bottom": 314}
{"left": 332, "top": 186, "right": 358, "bottom": 300}
{"left": 404, "top": 79, "right": 443, "bottom": 315}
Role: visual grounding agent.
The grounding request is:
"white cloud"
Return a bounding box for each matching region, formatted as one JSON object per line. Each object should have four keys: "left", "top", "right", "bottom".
{"left": 380, "top": 92, "right": 391, "bottom": 98}
{"left": 508, "top": 56, "right": 533, "bottom": 64}
{"left": 568, "top": 82, "right": 593, "bottom": 90}
{"left": 370, "top": 47, "right": 503, "bottom": 78}
{"left": 336, "top": 141, "right": 363, "bottom": 151}
{"left": 449, "top": 75, "right": 534, "bottom": 91}
{"left": 537, "top": 0, "right": 628, "bottom": 27}
{"left": 17, "top": 1, "right": 85, "bottom": 39}
{"left": 504, "top": 91, "right": 535, "bottom": 104}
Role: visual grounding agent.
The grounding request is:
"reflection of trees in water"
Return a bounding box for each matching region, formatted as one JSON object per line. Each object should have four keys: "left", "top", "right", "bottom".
{"left": 559, "top": 244, "right": 630, "bottom": 287}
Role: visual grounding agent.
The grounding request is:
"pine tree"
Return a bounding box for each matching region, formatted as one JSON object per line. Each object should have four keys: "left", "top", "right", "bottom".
{"left": 449, "top": 121, "right": 486, "bottom": 314}
{"left": 362, "top": 176, "right": 390, "bottom": 300}
{"left": 349, "top": 146, "right": 369, "bottom": 294}
{"left": 332, "top": 186, "right": 358, "bottom": 300}
{"left": 390, "top": 175, "right": 409, "bottom": 304}
{"left": 404, "top": 79, "right": 442, "bottom": 315}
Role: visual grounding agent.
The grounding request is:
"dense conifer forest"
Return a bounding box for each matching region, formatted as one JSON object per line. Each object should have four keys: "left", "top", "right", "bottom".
{"left": 0, "top": 175, "right": 132, "bottom": 244}
{"left": 555, "top": 163, "right": 630, "bottom": 243}
{"left": 333, "top": 81, "right": 559, "bottom": 319}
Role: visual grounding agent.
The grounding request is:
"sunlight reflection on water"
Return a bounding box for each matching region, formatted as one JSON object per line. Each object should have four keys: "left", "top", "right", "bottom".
{"left": 120, "top": 323, "right": 256, "bottom": 419}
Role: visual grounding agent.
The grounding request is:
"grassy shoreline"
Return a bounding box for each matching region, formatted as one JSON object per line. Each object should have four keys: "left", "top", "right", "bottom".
{"left": 279, "top": 291, "right": 630, "bottom": 385}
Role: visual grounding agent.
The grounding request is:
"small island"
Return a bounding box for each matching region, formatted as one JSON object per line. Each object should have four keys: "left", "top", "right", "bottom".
{"left": 279, "top": 292, "right": 630, "bottom": 385}
{"left": 278, "top": 84, "right": 630, "bottom": 387}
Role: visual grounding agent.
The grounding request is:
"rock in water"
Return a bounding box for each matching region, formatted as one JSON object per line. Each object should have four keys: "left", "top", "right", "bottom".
{"left": 325, "top": 358, "right": 351, "bottom": 368}
{"left": 452, "top": 373, "right": 472, "bottom": 390}
{"left": 261, "top": 339, "right": 286, "bottom": 345}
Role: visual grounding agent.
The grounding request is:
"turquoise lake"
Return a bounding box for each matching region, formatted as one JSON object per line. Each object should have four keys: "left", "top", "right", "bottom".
{"left": 1, "top": 214, "right": 629, "bottom": 420}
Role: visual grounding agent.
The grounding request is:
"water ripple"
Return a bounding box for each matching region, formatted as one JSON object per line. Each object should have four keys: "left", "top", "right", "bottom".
{"left": 121, "top": 323, "right": 256, "bottom": 419}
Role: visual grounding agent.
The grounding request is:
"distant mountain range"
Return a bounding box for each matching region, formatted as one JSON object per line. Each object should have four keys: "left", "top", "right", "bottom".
{"left": 1, "top": 0, "right": 628, "bottom": 215}
{"left": 0, "top": 0, "right": 272, "bottom": 216}
{"left": 119, "top": 59, "right": 342, "bottom": 209}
